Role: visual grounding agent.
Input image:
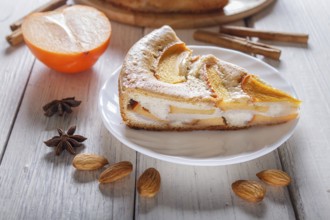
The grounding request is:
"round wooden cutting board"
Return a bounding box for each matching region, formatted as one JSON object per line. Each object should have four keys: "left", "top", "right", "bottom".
{"left": 74, "top": 0, "right": 274, "bottom": 28}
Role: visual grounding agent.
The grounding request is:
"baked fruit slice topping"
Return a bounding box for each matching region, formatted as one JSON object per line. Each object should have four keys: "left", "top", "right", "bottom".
{"left": 119, "top": 25, "right": 301, "bottom": 131}
{"left": 155, "top": 43, "right": 190, "bottom": 84}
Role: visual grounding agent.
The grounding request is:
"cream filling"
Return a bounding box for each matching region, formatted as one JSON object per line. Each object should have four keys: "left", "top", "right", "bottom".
{"left": 128, "top": 94, "right": 297, "bottom": 127}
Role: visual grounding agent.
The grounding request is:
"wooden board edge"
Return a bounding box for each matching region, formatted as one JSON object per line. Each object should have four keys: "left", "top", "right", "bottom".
{"left": 74, "top": 0, "right": 275, "bottom": 29}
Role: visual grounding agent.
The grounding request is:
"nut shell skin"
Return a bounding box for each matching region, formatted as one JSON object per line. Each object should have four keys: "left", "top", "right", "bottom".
{"left": 232, "top": 180, "right": 266, "bottom": 203}
{"left": 99, "top": 161, "right": 133, "bottom": 183}
{"left": 256, "top": 169, "right": 291, "bottom": 186}
{"left": 72, "top": 153, "right": 109, "bottom": 171}
{"left": 137, "top": 168, "right": 161, "bottom": 198}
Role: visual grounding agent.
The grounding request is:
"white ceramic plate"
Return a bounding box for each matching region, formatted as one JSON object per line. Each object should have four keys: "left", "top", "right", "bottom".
{"left": 99, "top": 46, "right": 299, "bottom": 166}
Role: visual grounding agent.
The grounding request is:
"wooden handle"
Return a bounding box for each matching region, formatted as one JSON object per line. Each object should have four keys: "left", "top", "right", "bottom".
{"left": 194, "top": 30, "right": 281, "bottom": 60}
{"left": 10, "top": 0, "right": 67, "bottom": 31}
{"left": 220, "top": 26, "right": 309, "bottom": 44}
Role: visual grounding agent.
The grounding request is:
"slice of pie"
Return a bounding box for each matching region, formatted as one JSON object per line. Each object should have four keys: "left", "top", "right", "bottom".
{"left": 118, "top": 26, "right": 301, "bottom": 131}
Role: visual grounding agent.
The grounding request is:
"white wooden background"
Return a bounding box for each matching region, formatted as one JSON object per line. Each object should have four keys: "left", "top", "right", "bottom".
{"left": 0, "top": 0, "right": 329, "bottom": 219}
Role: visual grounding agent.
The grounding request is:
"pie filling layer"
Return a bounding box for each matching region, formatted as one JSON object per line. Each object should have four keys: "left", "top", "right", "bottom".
{"left": 126, "top": 94, "right": 298, "bottom": 127}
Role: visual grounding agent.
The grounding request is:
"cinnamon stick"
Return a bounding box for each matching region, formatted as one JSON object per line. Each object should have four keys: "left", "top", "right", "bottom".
{"left": 220, "top": 26, "right": 309, "bottom": 44}
{"left": 6, "top": 28, "right": 23, "bottom": 46}
{"left": 10, "top": 0, "right": 67, "bottom": 31}
{"left": 6, "top": 4, "right": 68, "bottom": 46}
{"left": 194, "top": 30, "right": 281, "bottom": 60}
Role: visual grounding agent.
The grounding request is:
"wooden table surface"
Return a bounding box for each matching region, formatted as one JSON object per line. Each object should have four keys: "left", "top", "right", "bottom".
{"left": 1, "top": 0, "right": 329, "bottom": 219}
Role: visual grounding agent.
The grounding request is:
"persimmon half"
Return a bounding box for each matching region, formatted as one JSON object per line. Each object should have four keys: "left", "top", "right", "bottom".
{"left": 22, "top": 5, "right": 111, "bottom": 74}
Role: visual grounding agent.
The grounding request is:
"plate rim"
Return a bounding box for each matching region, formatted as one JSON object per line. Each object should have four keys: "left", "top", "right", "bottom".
{"left": 98, "top": 45, "right": 300, "bottom": 166}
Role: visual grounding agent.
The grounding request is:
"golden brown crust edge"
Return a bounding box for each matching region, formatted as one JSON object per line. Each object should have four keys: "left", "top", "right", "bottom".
{"left": 124, "top": 120, "right": 295, "bottom": 131}
{"left": 118, "top": 78, "right": 129, "bottom": 125}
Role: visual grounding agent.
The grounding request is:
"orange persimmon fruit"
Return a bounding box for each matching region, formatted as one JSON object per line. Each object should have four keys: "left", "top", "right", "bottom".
{"left": 22, "top": 5, "right": 111, "bottom": 74}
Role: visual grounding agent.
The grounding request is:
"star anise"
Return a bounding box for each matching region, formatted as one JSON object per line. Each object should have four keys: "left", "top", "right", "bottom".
{"left": 44, "top": 125, "right": 87, "bottom": 155}
{"left": 43, "top": 97, "right": 81, "bottom": 117}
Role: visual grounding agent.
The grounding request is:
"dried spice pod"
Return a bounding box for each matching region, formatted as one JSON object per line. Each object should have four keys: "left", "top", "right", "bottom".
{"left": 256, "top": 169, "right": 291, "bottom": 186}
{"left": 232, "top": 180, "right": 266, "bottom": 203}
{"left": 99, "top": 161, "right": 133, "bottom": 183}
{"left": 73, "top": 153, "right": 109, "bottom": 171}
{"left": 137, "top": 168, "right": 161, "bottom": 198}
{"left": 44, "top": 125, "right": 87, "bottom": 155}
{"left": 43, "top": 97, "right": 81, "bottom": 117}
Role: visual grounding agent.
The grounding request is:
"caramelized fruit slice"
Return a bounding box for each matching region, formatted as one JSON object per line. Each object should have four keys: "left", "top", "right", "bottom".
{"left": 206, "top": 65, "right": 230, "bottom": 100}
{"left": 169, "top": 105, "right": 215, "bottom": 115}
{"left": 132, "top": 103, "right": 163, "bottom": 121}
{"left": 242, "top": 75, "right": 301, "bottom": 105}
{"left": 218, "top": 102, "right": 269, "bottom": 112}
{"left": 196, "top": 117, "right": 225, "bottom": 126}
{"left": 155, "top": 43, "right": 190, "bottom": 84}
{"left": 249, "top": 113, "right": 299, "bottom": 126}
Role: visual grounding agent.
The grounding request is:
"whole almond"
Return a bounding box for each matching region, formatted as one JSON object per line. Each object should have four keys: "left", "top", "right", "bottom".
{"left": 256, "top": 169, "right": 291, "bottom": 186}
{"left": 72, "top": 153, "right": 109, "bottom": 171}
{"left": 232, "top": 180, "right": 266, "bottom": 203}
{"left": 99, "top": 161, "right": 133, "bottom": 183}
{"left": 137, "top": 168, "right": 161, "bottom": 198}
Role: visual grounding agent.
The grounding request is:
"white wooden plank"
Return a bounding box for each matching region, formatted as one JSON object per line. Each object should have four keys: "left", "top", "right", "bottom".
{"left": 0, "top": 22, "right": 143, "bottom": 219}
{"left": 134, "top": 26, "right": 295, "bottom": 220}
{"left": 136, "top": 156, "right": 294, "bottom": 220}
{"left": 0, "top": 0, "right": 41, "bottom": 158}
{"left": 249, "top": 0, "right": 330, "bottom": 219}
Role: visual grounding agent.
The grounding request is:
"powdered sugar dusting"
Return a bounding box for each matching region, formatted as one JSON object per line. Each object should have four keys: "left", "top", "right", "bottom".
{"left": 120, "top": 25, "right": 222, "bottom": 100}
